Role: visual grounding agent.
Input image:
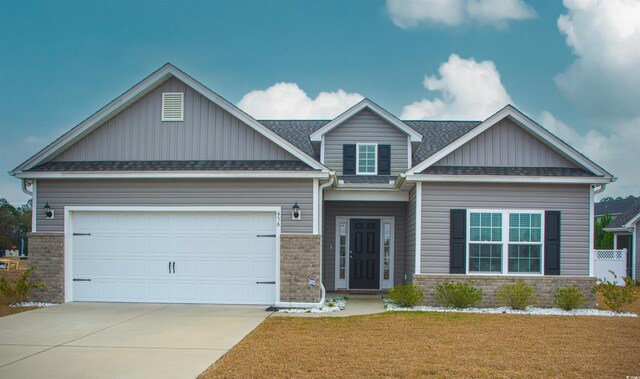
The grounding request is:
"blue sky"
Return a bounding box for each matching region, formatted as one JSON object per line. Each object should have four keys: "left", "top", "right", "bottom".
{"left": 1, "top": 0, "right": 638, "bottom": 205}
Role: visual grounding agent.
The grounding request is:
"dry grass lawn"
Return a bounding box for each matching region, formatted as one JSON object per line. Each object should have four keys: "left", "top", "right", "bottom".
{"left": 202, "top": 311, "right": 640, "bottom": 378}
{"left": 0, "top": 305, "right": 39, "bottom": 318}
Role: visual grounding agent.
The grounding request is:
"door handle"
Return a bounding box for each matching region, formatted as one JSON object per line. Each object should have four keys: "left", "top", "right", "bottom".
{"left": 172, "top": 261, "right": 176, "bottom": 274}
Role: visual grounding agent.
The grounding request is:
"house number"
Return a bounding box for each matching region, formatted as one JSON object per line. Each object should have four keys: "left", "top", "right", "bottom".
{"left": 276, "top": 211, "right": 281, "bottom": 227}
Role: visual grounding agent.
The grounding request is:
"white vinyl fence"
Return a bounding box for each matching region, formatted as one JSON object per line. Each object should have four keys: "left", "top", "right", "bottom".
{"left": 593, "top": 249, "right": 627, "bottom": 285}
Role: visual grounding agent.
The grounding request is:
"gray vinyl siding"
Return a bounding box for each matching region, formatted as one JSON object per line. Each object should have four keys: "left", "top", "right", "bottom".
{"left": 53, "top": 77, "right": 296, "bottom": 162}
{"left": 324, "top": 109, "right": 408, "bottom": 175}
{"left": 636, "top": 221, "right": 640, "bottom": 280}
{"left": 322, "top": 201, "right": 406, "bottom": 290}
{"left": 36, "top": 179, "right": 313, "bottom": 234}
{"left": 435, "top": 118, "right": 577, "bottom": 168}
{"left": 405, "top": 186, "right": 416, "bottom": 281}
{"left": 420, "top": 183, "right": 590, "bottom": 276}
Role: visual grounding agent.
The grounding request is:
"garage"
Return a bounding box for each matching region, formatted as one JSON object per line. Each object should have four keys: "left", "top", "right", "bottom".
{"left": 69, "top": 209, "right": 278, "bottom": 305}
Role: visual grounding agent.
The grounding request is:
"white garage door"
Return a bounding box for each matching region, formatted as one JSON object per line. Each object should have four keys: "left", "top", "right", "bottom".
{"left": 71, "top": 211, "right": 277, "bottom": 304}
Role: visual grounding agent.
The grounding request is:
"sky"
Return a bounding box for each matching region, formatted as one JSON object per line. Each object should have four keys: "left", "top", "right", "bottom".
{"left": 1, "top": 0, "right": 639, "bottom": 206}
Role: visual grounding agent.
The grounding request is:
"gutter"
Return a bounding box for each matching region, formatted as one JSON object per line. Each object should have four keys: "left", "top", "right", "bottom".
{"left": 21, "top": 179, "right": 33, "bottom": 196}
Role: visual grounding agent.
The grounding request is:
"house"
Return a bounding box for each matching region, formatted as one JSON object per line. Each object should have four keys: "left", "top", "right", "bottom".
{"left": 595, "top": 197, "right": 637, "bottom": 222}
{"left": 604, "top": 197, "right": 640, "bottom": 280}
{"left": 9, "top": 64, "right": 615, "bottom": 307}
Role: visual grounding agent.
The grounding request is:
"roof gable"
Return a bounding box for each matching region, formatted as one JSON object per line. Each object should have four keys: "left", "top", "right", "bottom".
{"left": 407, "top": 105, "right": 615, "bottom": 179}
{"left": 606, "top": 197, "right": 640, "bottom": 230}
{"left": 309, "top": 99, "right": 422, "bottom": 142}
{"left": 11, "top": 64, "right": 327, "bottom": 175}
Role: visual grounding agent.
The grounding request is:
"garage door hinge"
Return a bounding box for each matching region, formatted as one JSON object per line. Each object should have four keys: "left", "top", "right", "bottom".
{"left": 256, "top": 281, "right": 276, "bottom": 284}
{"left": 73, "top": 278, "right": 91, "bottom": 282}
{"left": 73, "top": 233, "right": 91, "bottom": 236}
{"left": 256, "top": 234, "right": 276, "bottom": 238}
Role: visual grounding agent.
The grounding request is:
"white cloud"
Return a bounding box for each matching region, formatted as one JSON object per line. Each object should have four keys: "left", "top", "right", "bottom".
{"left": 401, "top": 54, "right": 512, "bottom": 120}
{"left": 539, "top": 111, "right": 640, "bottom": 198}
{"left": 386, "top": 0, "right": 535, "bottom": 29}
{"left": 555, "top": 0, "right": 640, "bottom": 120}
{"left": 237, "top": 82, "right": 363, "bottom": 119}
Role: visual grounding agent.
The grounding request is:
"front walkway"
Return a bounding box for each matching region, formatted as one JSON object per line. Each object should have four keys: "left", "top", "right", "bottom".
{"left": 0, "top": 302, "right": 271, "bottom": 379}
{"left": 275, "top": 294, "right": 386, "bottom": 317}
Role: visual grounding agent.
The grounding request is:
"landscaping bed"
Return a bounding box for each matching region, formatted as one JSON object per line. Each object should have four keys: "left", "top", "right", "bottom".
{"left": 199, "top": 311, "right": 640, "bottom": 378}
{"left": 0, "top": 304, "right": 40, "bottom": 318}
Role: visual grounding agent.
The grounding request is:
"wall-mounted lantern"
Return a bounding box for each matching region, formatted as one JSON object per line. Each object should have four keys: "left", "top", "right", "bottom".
{"left": 44, "top": 202, "right": 55, "bottom": 219}
{"left": 292, "top": 201, "right": 301, "bottom": 221}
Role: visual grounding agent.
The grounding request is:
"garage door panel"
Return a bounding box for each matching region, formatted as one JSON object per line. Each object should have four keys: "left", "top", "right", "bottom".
{"left": 72, "top": 211, "right": 277, "bottom": 304}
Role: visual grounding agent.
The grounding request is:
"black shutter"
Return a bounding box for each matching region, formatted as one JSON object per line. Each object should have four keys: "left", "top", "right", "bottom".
{"left": 378, "top": 145, "right": 391, "bottom": 175}
{"left": 450, "top": 209, "right": 466, "bottom": 274}
{"left": 544, "top": 211, "right": 561, "bottom": 275}
{"left": 343, "top": 144, "right": 356, "bottom": 175}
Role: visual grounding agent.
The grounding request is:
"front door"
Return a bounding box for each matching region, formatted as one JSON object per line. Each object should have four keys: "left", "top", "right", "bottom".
{"left": 349, "top": 219, "right": 380, "bottom": 289}
{"left": 616, "top": 234, "right": 633, "bottom": 277}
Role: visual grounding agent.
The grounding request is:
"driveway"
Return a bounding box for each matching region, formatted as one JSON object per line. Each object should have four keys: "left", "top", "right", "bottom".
{"left": 0, "top": 302, "right": 271, "bottom": 379}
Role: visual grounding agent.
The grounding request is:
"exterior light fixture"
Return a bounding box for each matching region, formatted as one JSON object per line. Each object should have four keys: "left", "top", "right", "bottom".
{"left": 44, "top": 202, "right": 54, "bottom": 219}
{"left": 292, "top": 201, "right": 301, "bottom": 220}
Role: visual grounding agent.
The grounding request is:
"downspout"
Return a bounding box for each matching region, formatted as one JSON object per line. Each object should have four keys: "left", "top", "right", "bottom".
{"left": 21, "top": 179, "right": 33, "bottom": 196}
{"left": 314, "top": 174, "right": 335, "bottom": 307}
{"left": 589, "top": 183, "right": 607, "bottom": 277}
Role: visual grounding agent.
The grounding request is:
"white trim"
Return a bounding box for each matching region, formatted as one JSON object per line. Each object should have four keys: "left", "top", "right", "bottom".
{"left": 405, "top": 174, "right": 611, "bottom": 184}
{"left": 320, "top": 135, "right": 325, "bottom": 164}
{"left": 406, "top": 105, "right": 614, "bottom": 179}
{"left": 465, "top": 209, "right": 545, "bottom": 276}
{"left": 31, "top": 180, "right": 37, "bottom": 233}
{"left": 355, "top": 143, "right": 378, "bottom": 175}
{"left": 312, "top": 179, "right": 319, "bottom": 234}
{"left": 324, "top": 190, "right": 408, "bottom": 202}
{"left": 415, "top": 182, "right": 422, "bottom": 275}
{"left": 633, "top": 226, "right": 637, "bottom": 280}
{"left": 12, "top": 63, "right": 328, "bottom": 175}
{"left": 15, "top": 171, "right": 330, "bottom": 180}
{"left": 161, "top": 92, "right": 184, "bottom": 122}
{"left": 623, "top": 213, "right": 640, "bottom": 229}
{"left": 334, "top": 216, "right": 395, "bottom": 290}
{"left": 407, "top": 137, "right": 412, "bottom": 169}
{"left": 63, "top": 205, "right": 282, "bottom": 304}
{"left": 309, "top": 99, "right": 422, "bottom": 142}
{"left": 589, "top": 186, "right": 595, "bottom": 277}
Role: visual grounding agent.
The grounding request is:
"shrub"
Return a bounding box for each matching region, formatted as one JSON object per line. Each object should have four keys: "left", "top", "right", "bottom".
{"left": 434, "top": 281, "right": 483, "bottom": 308}
{"left": 496, "top": 281, "right": 537, "bottom": 310}
{"left": 593, "top": 271, "right": 638, "bottom": 312}
{"left": 0, "top": 267, "right": 45, "bottom": 305}
{"left": 388, "top": 283, "right": 425, "bottom": 308}
{"left": 554, "top": 286, "right": 585, "bottom": 310}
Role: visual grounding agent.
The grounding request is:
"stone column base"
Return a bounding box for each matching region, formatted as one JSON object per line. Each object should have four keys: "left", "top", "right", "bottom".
{"left": 280, "top": 234, "right": 322, "bottom": 303}
{"left": 27, "top": 232, "right": 65, "bottom": 303}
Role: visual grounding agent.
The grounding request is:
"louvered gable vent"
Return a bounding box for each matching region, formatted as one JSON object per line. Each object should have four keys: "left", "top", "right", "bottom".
{"left": 162, "top": 92, "right": 184, "bottom": 121}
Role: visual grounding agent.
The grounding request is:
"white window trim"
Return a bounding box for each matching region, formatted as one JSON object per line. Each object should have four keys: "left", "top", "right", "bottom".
{"left": 334, "top": 216, "right": 394, "bottom": 289}
{"left": 161, "top": 92, "right": 184, "bottom": 122}
{"left": 356, "top": 143, "right": 378, "bottom": 175}
{"left": 465, "top": 209, "right": 545, "bottom": 276}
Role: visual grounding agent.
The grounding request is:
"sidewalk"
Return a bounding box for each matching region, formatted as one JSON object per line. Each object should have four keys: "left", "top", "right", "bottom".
{"left": 274, "top": 294, "right": 385, "bottom": 317}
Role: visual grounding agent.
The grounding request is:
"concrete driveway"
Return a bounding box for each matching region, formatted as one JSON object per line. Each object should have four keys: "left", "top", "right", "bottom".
{"left": 0, "top": 303, "right": 271, "bottom": 379}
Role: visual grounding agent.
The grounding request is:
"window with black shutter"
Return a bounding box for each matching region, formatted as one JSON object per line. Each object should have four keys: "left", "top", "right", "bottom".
{"left": 378, "top": 145, "right": 390, "bottom": 175}
{"left": 343, "top": 144, "right": 356, "bottom": 175}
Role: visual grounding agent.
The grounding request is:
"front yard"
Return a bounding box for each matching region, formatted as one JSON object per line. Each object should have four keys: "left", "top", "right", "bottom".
{"left": 0, "top": 305, "right": 40, "bottom": 318}
{"left": 202, "top": 307, "right": 640, "bottom": 378}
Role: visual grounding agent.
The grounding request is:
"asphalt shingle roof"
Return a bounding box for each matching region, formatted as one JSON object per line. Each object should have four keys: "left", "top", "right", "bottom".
{"left": 339, "top": 175, "right": 395, "bottom": 184}
{"left": 607, "top": 197, "right": 640, "bottom": 228}
{"left": 595, "top": 198, "right": 638, "bottom": 217}
{"left": 259, "top": 120, "right": 329, "bottom": 159}
{"left": 29, "top": 160, "right": 314, "bottom": 171}
{"left": 420, "top": 166, "right": 594, "bottom": 177}
{"left": 404, "top": 121, "right": 482, "bottom": 165}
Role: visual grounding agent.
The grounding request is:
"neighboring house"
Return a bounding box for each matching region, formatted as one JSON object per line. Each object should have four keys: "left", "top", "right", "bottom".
{"left": 604, "top": 197, "right": 640, "bottom": 280}
{"left": 10, "top": 64, "right": 615, "bottom": 307}
{"left": 595, "top": 197, "right": 637, "bottom": 222}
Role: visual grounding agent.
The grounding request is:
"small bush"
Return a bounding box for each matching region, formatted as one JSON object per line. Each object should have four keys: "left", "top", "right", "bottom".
{"left": 0, "top": 267, "right": 45, "bottom": 305}
{"left": 434, "top": 281, "right": 483, "bottom": 308}
{"left": 554, "top": 286, "right": 585, "bottom": 310}
{"left": 388, "top": 283, "right": 425, "bottom": 308}
{"left": 496, "top": 281, "right": 537, "bottom": 310}
{"left": 593, "top": 271, "right": 638, "bottom": 312}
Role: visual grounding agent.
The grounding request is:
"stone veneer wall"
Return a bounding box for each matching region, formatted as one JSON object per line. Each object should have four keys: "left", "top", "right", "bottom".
{"left": 280, "top": 234, "right": 322, "bottom": 303}
{"left": 27, "top": 232, "right": 65, "bottom": 303}
{"left": 413, "top": 274, "right": 596, "bottom": 308}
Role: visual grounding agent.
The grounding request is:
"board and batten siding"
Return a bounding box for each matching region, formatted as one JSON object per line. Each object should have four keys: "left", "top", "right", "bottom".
{"left": 36, "top": 179, "right": 313, "bottom": 234}
{"left": 405, "top": 186, "right": 416, "bottom": 280}
{"left": 323, "top": 109, "right": 408, "bottom": 175}
{"left": 435, "top": 118, "right": 577, "bottom": 168}
{"left": 420, "top": 183, "right": 591, "bottom": 276}
{"left": 53, "top": 77, "right": 297, "bottom": 162}
{"left": 322, "top": 201, "right": 406, "bottom": 290}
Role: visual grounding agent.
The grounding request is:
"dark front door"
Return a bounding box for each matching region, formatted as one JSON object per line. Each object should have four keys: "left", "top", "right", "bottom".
{"left": 616, "top": 234, "right": 633, "bottom": 277}
{"left": 349, "top": 219, "right": 380, "bottom": 289}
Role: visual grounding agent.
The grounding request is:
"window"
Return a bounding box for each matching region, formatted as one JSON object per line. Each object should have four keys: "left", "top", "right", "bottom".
{"left": 162, "top": 92, "right": 184, "bottom": 121}
{"left": 356, "top": 144, "right": 377, "bottom": 175}
{"left": 383, "top": 223, "right": 391, "bottom": 280}
{"left": 338, "top": 222, "right": 347, "bottom": 280}
{"left": 467, "top": 210, "right": 543, "bottom": 275}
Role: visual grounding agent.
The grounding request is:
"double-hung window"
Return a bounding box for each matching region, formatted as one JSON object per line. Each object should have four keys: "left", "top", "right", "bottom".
{"left": 356, "top": 144, "right": 377, "bottom": 175}
{"left": 467, "top": 210, "right": 543, "bottom": 275}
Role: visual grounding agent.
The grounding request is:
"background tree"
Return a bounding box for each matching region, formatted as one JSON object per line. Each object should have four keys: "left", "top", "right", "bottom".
{"left": 594, "top": 212, "right": 614, "bottom": 249}
{"left": 0, "top": 198, "right": 31, "bottom": 250}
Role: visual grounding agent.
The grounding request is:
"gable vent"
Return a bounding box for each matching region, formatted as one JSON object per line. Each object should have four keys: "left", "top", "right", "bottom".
{"left": 162, "top": 92, "right": 184, "bottom": 121}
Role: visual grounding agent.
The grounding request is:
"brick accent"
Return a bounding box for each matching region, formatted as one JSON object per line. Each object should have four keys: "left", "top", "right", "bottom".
{"left": 413, "top": 274, "right": 596, "bottom": 308}
{"left": 280, "top": 234, "right": 322, "bottom": 303}
{"left": 26, "top": 232, "right": 64, "bottom": 303}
